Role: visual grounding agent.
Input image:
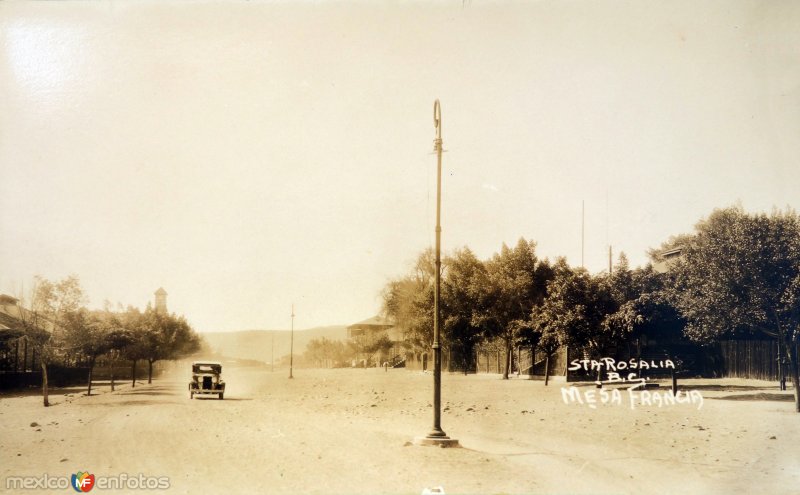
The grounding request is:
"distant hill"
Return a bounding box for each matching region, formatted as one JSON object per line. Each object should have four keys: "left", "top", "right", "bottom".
{"left": 200, "top": 326, "right": 348, "bottom": 365}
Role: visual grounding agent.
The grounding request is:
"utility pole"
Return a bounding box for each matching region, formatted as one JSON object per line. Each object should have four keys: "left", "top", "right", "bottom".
{"left": 416, "top": 99, "right": 458, "bottom": 447}
{"left": 581, "top": 200, "right": 585, "bottom": 269}
{"left": 609, "top": 245, "right": 613, "bottom": 276}
{"left": 289, "top": 304, "right": 295, "bottom": 379}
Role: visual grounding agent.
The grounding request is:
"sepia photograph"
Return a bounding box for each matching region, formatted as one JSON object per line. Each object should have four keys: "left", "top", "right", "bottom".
{"left": 1, "top": 1, "right": 799, "bottom": 493}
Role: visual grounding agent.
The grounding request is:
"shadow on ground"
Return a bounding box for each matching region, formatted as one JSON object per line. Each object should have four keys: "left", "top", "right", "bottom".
{"left": 0, "top": 386, "right": 85, "bottom": 398}
{"left": 709, "top": 392, "right": 794, "bottom": 402}
{"left": 78, "top": 399, "right": 185, "bottom": 407}
{"left": 196, "top": 397, "right": 252, "bottom": 401}
{"left": 679, "top": 384, "right": 783, "bottom": 392}
{"left": 118, "top": 389, "right": 176, "bottom": 397}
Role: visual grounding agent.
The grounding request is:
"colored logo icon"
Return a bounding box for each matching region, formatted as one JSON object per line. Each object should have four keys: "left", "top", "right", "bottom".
{"left": 71, "top": 471, "right": 95, "bottom": 493}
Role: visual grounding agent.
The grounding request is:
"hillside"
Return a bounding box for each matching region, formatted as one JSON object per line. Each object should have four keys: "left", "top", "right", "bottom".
{"left": 200, "top": 326, "right": 348, "bottom": 365}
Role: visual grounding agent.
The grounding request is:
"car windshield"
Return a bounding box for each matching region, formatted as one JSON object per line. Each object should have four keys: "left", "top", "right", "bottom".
{"left": 193, "top": 364, "right": 221, "bottom": 373}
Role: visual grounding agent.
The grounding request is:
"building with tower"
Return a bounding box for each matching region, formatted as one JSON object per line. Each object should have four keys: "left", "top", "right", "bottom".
{"left": 154, "top": 287, "right": 168, "bottom": 314}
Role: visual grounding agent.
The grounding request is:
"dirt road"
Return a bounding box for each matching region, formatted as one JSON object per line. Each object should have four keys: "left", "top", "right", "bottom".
{"left": 1, "top": 365, "right": 798, "bottom": 494}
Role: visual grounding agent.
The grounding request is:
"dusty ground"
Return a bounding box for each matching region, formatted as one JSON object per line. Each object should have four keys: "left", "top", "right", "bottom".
{"left": 1, "top": 364, "right": 798, "bottom": 494}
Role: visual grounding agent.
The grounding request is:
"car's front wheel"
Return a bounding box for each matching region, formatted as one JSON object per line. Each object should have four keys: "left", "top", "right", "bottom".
{"left": 219, "top": 392, "right": 224, "bottom": 400}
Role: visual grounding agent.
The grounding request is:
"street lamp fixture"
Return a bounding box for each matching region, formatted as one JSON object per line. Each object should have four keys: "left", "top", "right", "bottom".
{"left": 415, "top": 99, "right": 459, "bottom": 448}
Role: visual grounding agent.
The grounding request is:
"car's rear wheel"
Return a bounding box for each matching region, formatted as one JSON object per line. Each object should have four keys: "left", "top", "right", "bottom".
{"left": 190, "top": 391, "right": 194, "bottom": 399}
{"left": 219, "top": 392, "right": 224, "bottom": 400}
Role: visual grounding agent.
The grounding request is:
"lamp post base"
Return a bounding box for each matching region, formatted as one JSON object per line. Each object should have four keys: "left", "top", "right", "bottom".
{"left": 414, "top": 435, "right": 460, "bottom": 448}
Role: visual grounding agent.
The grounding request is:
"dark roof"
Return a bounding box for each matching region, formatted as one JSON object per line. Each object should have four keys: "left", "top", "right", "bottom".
{"left": 347, "top": 315, "right": 395, "bottom": 330}
{"left": 0, "top": 304, "right": 54, "bottom": 336}
{"left": 661, "top": 247, "right": 684, "bottom": 258}
{"left": 0, "top": 294, "right": 19, "bottom": 305}
{"left": 0, "top": 312, "right": 24, "bottom": 342}
{"left": 0, "top": 311, "right": 21, "bottom": 331}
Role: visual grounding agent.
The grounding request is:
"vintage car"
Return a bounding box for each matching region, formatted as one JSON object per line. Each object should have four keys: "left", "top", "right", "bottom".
{"left": 189, "top": 361, "right": 225, "bottom": 399}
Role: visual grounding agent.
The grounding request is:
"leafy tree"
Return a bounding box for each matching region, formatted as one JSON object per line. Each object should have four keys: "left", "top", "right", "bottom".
{"left": 305, "top": 337, "right": 351, "bottom": 368}
{"left": 607, "top": 254, "right": 635, "bottom": 303}
{"left": 517, "top": 258, "right": 556, "bottom": 371}
{"left": 602, "top": 259, "right": 687, "bottom": 389}
{"left": 330, "top": 339, "right": 352, "bottom": 367}
{"left": 118, "top": 307, "right": 200, "bottom": 386}
{"left": 18, "top": 276, "right": 86, "bottom": 407}
{"left": 365, "top": 334, "right": 395, "bottom": 365}
{"left": 140, "top": 309, "right": 200, "bottom": 383}
{"left": 305, "top": 338, "right": 324, "bottom": 367}
{"left": 530, "top": 258, "right": 572, "bottom": 385}
{"left": 382, "top": 249, "right": 437, "bottom": 356}
{"left": 666, "top": 206, "right": 800, "bottom": 412}
{"left": 106, "top": 325, "right": 136, "bottom": 392}
{"left": 600, "top": 254, "right": 652, "bottom": 344}
{"left": 346, "top": 338, "right": 366, "bottom": 366}
{"left": 476, "top": 239, "right": 551, "bottom": 379}
{"left": 535, "top": 326, "right": 560, "bottom": 386}
{"left": 120, "top": 308, "right": 149, "bottom": 388}
{"left": 62, "top": 309, "right": 115, "bottom": 396}
{"left": 441, "top": 247, "right": 489, "bottom": 374}
{"left": 384, "top": 247, "right": 502, "bottom": 371}
{"left": 603, "top": 264, "right": 677, "bottom": 341}
{"left": 535, "top": 264, "right": 616, "bottom": 381}
{"left": 647, "top": 233, "right": 694, "bottom": 262}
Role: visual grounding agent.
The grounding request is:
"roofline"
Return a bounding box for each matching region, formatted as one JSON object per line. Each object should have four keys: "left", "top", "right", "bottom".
{"left": 661, "top": 246, "right": 684, "bottom": 256}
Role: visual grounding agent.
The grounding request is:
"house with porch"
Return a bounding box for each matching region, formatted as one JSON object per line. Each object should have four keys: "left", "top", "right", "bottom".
{"left": 346, "top": 316, "right": 403, "bottom": 367}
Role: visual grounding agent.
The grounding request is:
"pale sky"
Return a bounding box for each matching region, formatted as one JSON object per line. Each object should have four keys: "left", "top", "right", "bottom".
{"left": 1, "top": 1, "right": 799, "bottom": 332}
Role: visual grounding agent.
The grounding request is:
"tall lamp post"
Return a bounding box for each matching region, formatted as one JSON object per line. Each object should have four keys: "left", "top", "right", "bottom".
{"left": 289, "top": 303, "right": 295, "bottom": 379}
{"left": 416, "top": 99, "right": 459, "bottom": 447}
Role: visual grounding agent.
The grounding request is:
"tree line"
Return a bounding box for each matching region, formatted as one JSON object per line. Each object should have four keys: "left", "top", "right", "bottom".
{"left": 303, "top": 335, "right": 395, "bottom": 368}
{"left": 381, "top": 205, "right": 800, "bottom": 413}
{"left": 14, "top": 276, "right": 201, "bottom": 406}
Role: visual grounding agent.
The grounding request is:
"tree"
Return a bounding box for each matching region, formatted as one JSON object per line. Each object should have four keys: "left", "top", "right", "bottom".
{"left": 140, "top": 309, "right": 200, "bottom": 384}
{"left": 602, "top": 259, "right": 687, "bottom": 391}
{"left": 517, "top": 258, "right": 556, "bottom": 376}
{"left": 530, "top": 257, "right": 572, "bottom": 385}
{"left": 382, "top": 249, "right": 437, "bottom": 357}
{"left": 441, "top": 247, "right": 488, "bottom": 374}
{"left": 600, "top": 253, "right": 649, "bottom": 345}
{"left": 666, "top": 206, "right": 800, "bottom": 412}
{"left": 304, "top": 337, "right": 349, "bottom": 368}
{"left": 106, "top": 326, "right": 135, "bottom": 392}
{"left": 121, "top": 308, "right": 149, "bottom": 388}
{"left": 17, "top": 276, "right": 86, "bottom": 407}
{"left": 62, "top": 309, "right": 114, "bottom": 396}
{"left": 535, "top": 263, "right": 617, "bottom": 383}
{"left": 365, "top": 334, "right": 395, "bottom": 366}
{"left": 118, "top": 307, "right": 200, "bottom": 386}
{"left": 305, "top": 338, "right": 324, "bottom": 367}
{"left": 476, "top": 239, "right": 551, "bottom": 379}
{"left": 346, "top": 338, "right": 365, "bottom": 367}
{"left": 535, "top": 325, "right": 560, "bottom": 386}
